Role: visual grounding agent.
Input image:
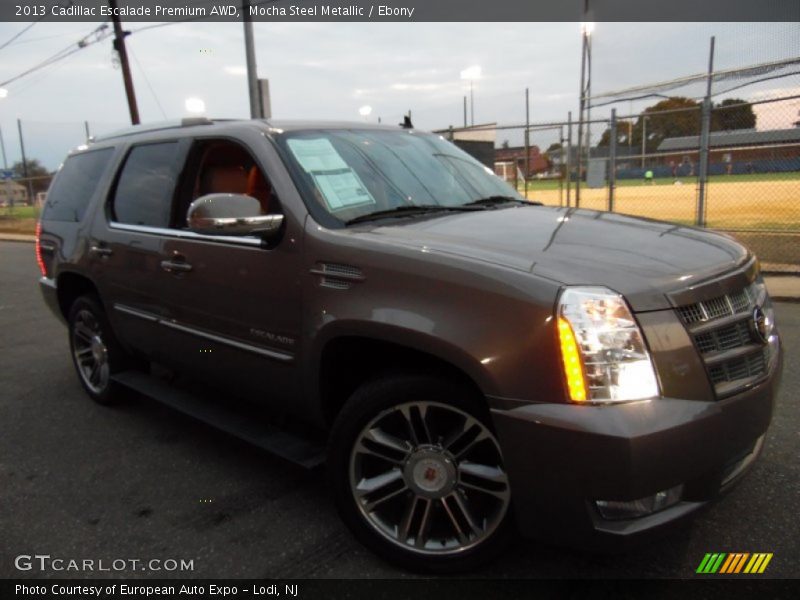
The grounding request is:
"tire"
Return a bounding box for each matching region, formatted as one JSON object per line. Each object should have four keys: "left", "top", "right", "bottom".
{"left": 67, "top": 294, "right": 131, "bottom": 405}
{"left": 329, "top": 373, "right": 513, "bottom": 573}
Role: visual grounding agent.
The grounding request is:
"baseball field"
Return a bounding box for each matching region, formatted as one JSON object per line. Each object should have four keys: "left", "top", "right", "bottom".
{"left": 525, "top": 173, "right": 800, "bottom": 231}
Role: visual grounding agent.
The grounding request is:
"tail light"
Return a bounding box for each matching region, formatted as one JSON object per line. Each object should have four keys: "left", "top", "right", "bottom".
{"left": 35, "top": 221, "right": 47, "bottom": 277}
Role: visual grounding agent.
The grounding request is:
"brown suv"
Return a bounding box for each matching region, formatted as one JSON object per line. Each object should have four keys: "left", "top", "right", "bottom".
{"left": 37, "top": 118, "right": 782, "bottom": 571}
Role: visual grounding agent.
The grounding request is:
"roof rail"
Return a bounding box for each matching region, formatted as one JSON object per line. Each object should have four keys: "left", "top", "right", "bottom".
{"left": 93, "top": 118, "right": 216, "bottom": 142}
{"left": 181, "top": 117, "right": 214, "bottom": 127}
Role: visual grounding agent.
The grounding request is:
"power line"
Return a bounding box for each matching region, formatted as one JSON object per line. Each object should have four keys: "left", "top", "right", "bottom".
{"left": 0, "top": 24, "right": 111, "bottom": 88}
{"left": 129, "top": 0, "right": 284, "bottom": 35}
{"left": 0, "top": 19, "right": 44, "bottom": 52}
{"left": 0, "top": 31, "right": 78, "bottom": 49}
{"left": 128, "top": 46, "right": 168, "bottom": 119}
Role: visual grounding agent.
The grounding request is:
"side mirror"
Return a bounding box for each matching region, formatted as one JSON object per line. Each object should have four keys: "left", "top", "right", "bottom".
{"left": 187, "top": 193, "right": 283, "bottom": 238}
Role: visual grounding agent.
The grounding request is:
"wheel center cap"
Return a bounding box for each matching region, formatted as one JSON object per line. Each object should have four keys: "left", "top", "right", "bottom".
{"left": 90, "top": 336, "right": 106, "bottom": 364}
{"left": 404, "top": 447, "right": 457, "bottom": 498}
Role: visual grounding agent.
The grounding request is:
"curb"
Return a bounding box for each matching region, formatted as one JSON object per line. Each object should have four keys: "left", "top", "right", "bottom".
{"left": 0, "top": 234, "right": 35, "bottom": 243}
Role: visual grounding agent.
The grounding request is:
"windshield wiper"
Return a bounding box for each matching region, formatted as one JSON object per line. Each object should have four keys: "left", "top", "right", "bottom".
{"left": 345, "top": 204, "right": 482, "bottom": 226}
{"left": 464, "top": 195, "right": 542, "bottom": 207}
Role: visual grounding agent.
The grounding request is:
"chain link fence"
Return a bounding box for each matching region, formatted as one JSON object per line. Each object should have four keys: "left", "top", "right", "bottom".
{"left": 440, "top": 90, "right": 800, "bottom": 272}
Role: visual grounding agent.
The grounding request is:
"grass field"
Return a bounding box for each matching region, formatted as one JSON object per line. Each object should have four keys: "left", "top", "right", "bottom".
{"left": 523, "top": 176, "right": 800, "bottom": 231}
{"left": 520, "top": 171, "right": 800, "bottom": 192}
{"left": 0, "top": 205, "right": 40, "bottom": 234}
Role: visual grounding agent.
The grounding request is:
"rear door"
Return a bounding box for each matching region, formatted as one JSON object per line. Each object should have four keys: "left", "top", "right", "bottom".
{"left": 90, "top": 139, "right": 190, "bottom": 360}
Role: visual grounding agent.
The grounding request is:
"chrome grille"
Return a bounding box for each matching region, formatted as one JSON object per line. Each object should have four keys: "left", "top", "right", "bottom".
{"left": 676, "top": 282, "right": 769, "bottom": 398}
{"left": 677, "top": 285, "right": 752, "bottom": 325}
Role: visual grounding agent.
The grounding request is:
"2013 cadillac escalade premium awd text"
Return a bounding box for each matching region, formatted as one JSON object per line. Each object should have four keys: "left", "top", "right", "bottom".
{"left": 37, "top": 119, "right": 782, "bottom": 571}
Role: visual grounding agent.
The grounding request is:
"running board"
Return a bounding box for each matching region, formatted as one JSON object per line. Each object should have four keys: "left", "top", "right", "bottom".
{"left": 112, "top": 370, "right": 325, "bottom": 469}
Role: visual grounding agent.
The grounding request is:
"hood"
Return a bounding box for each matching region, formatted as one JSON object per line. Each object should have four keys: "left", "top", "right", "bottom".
{"left": 351, "top": 205, "right": 750, "bottom": 311}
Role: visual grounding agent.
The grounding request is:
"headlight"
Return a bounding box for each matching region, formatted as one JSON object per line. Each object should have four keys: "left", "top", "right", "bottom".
{"left": 557, "top": 287, "right": 659, "bottom": 403}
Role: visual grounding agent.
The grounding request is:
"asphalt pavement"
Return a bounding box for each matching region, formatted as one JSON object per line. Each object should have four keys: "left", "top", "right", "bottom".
{"left": 1, "top": 240, "right": 798, "bottom": 579}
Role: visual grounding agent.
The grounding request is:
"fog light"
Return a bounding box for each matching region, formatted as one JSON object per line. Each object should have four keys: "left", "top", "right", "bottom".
{"left": 595, "top": 484, "right": 683, "bottom": 520}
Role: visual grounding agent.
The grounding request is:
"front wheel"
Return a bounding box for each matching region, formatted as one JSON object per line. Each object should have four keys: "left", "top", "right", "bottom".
{"left": 329, "top": 374, "right": 512, "bottom": 572}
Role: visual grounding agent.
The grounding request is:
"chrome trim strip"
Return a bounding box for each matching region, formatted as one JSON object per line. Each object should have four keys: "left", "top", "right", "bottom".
{"left": 721, "top": 435, "right": 765, "bottom": 488}
{"left": 114, "top": 303, "right": 159, "bottom": 322}
{"left": 108, "top": 222, "right": 264, "bottom": 247}
{"left": 161, "top": 320, "right": 293, "bottom": 362}
{"left": 113, "top": 302, "right": 293, "bottom": 362}
{"left": 308, "top": 268, "right": 365, "bottom": 281}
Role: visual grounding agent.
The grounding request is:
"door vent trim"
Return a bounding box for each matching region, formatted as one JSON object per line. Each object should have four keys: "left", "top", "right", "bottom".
{"left": 309, "top": 262, "right": 365, "bottom": 290}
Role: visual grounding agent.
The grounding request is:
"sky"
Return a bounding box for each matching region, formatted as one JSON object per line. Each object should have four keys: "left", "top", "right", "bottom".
{"left": 0, "top": 20, "right": 798, "bottom": 169}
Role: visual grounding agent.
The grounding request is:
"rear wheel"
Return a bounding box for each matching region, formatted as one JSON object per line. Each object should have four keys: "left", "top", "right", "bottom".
{"left": 329, "top": 374, "right": 512, "bottom": 572}
{"left": 68, "top": 295, "right": 130, "bottom": 405}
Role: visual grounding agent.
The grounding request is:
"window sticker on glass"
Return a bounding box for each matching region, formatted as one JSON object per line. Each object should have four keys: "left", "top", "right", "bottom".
{"left": 287, "top": 138, "right": 376, "bottom": 212}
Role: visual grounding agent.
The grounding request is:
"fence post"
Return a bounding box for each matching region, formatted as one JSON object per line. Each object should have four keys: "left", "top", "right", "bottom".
{"left": 566, "top": 111, "right": 573, "bottom": 208}
{"left": 17, "top": 119, "right": 32, "bottom": 209}
{"left": 697, "top": 36, "right": 715, "bottom": 228}
{"left": 524, "top": 87, "right": 530, "bottom": 200}
{"left": 608, "top": 109, "right": 617, "bottom": 212}
{"left": 559, "top": 124, "right": 565, "bottom": 207}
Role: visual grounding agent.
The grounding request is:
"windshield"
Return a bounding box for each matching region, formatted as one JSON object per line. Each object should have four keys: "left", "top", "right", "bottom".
{"left": 276, "top": 129, "right": 523, "bottom": 226}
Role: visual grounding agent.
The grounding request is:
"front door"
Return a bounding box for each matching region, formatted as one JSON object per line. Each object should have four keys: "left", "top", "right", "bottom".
{"left": 156, "top": 136, "right": 303, "bottom": 409}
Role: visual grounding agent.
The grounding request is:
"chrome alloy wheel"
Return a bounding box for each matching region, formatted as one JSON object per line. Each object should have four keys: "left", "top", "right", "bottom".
{"left": 349, "top": 401, "right": 511, "bottom": 555}
{"left": 71, "top": 309, "right": 110, "bottom": 395}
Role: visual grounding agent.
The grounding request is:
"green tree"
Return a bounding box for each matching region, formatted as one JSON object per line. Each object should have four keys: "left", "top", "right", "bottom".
{"left": 11, "top": 159, "right": 52, "bottom": 195}
{"left": 596, "top": 119, "right": 635, "bottom": 147}
{"left": 711, "top": 98, "right": 756, "bottom": 131}
{"left": 593, "top": 98, "right": 702, "bottom": 154}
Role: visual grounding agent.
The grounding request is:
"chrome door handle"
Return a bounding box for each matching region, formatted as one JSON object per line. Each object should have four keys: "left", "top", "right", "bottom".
{"left": 90, "top": 245, "right": 113, "bottom": 257}
{"left": 160, "top": 260, "right": 193, "bottom": 273}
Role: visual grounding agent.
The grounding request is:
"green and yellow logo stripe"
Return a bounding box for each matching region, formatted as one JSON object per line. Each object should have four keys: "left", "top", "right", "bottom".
{"left": 696, "top": 552, "right": 773, "bottom": 574}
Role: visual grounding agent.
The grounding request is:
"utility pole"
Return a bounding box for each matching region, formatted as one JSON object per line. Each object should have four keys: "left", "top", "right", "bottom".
{"left": 242, "top": 0, "right": 261, "bottom": 119}
{"left": 463, "top": 96, "right": 467, "bottom": 128}
{"left": 0, "top": 125, "right": 7, "bottom": 170}
{"left": 470, "top": 80, "right": 474, "bottom": 126}
{"left": 108, "top": 0, "right": 140, "bottom": 125}
{"left": 17, "top": 119, "right": 32, "bottom": 207}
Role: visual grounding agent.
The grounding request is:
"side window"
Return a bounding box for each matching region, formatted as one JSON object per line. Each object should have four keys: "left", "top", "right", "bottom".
{"left": 173, "top": 139, "right": 280, "bottom": 229}
{"left": 42, "top": 148, "right": 114, "bottom": 222}
{"left": 112, "top": 142, "right": 180, "bottom": 228}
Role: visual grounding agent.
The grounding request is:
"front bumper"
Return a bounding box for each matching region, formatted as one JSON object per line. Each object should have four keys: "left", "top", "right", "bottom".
{"left": 490, "top": 351, "right": 782, "bottom": 550}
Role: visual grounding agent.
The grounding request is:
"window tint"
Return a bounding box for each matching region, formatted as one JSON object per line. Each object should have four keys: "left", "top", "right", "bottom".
{"left": 113, "top": 142, "right": 180, "bottom": 227}
{"left": 42, "top": 148, "right": 113, "bottom": 222}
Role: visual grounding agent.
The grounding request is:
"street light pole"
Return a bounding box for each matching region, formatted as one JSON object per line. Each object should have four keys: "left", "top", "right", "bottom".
{"left": 576, "top": 19, "right": 593, "bottom": 207}
{"left": 242, "top": 0, "right": 261, "bottom": 119}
